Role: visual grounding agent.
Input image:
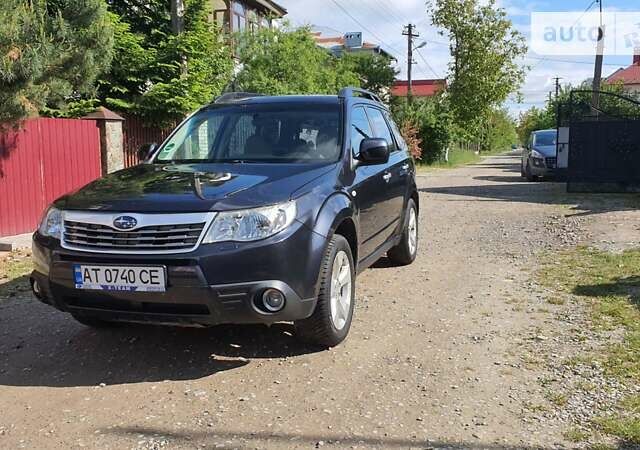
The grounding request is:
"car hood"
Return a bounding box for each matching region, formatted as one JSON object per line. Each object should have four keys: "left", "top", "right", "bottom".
{"left": 55, "top": 163, "right": 337, "bottom": 213}
{"left": 532, "top": 145, "right": 556, "bottom": 157}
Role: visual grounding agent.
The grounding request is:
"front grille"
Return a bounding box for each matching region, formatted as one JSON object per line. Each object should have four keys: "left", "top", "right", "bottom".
{"left": 63, "top": 220, "right": 206, "bottom": 252}
{"left": 545, "top": 157, "right": 557, "bottom": 168}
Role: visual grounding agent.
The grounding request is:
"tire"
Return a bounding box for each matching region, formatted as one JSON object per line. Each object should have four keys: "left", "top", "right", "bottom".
{"left": 525, "top": 162, "right": 536, "bottom": 182}
{"left": 387, "top": 199, "right": 418, "bottom": 266}
{"left": 295, "top": 234, "right": 355, "bottom": 348}
{"left": 72, "top": 314, "right": 118, "bottom": 328}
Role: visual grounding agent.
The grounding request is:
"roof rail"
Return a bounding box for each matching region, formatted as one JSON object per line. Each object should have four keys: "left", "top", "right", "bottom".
{"left": 338, "top": 87, "right": 382, "bottom": 104}
{"left": 214, "top": 92, "right": 265, "bottom": 103}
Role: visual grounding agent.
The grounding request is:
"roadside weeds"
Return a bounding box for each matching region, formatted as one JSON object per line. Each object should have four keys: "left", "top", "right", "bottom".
{"left": 536, "top": 247, "right": 640, "bottom": 448}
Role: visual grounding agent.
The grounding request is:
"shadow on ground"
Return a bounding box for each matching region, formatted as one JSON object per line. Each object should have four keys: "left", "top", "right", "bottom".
{"left": 0, "top": 277, "right": 322, "bottom": 388}
{"left": 574, "top": 275, "right": 640, "bottom": 306}
{"left": 104, "top": 426, "right": 553, "bottom": 450}
{"left": 421, "top": 156, "right": 640, "bottom": 217}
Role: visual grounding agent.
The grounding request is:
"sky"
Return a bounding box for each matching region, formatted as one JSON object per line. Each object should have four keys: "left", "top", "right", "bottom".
{"left": 276, "top": 0, "right": 638, "bottom": 118}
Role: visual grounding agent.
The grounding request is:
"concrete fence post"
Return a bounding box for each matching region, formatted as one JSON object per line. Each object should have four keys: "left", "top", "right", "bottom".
{"left": 82, "top": 107, "right": 125, "bottom": 175}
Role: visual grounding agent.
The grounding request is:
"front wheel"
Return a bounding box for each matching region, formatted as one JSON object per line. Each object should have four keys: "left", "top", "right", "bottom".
{"left": 295, "top": 235, "right": 355, "bottom": 348}
{"left": 525, "top": 162, "right": 536, "bottom": 182}
{"left": 387, "top": 199, "right": 418, "bottom": 266}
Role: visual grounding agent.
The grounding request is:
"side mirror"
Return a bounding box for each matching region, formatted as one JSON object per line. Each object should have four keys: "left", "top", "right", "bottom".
{"left": 137, "top": 143, "right": 157, "bottom": 163}
{"left": 358, "top": 138, "right": 390, "bottom": 165}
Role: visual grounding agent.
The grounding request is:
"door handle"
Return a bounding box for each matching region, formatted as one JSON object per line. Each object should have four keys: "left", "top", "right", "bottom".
{"left": 382, "top": 172, "right": 392, "bottom": 182}
{"left": 401, "top": 163, "right": 410, "bottom": 170}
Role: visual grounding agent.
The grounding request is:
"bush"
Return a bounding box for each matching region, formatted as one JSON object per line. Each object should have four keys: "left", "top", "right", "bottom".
{"left": 392, "top": 96, "right": 453, "bottom": 163}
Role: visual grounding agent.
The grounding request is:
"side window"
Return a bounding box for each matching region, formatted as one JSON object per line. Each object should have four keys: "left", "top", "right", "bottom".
{"left": 351, "top": 107, "right": 373, "bottom": 157}
{"left": 366, "top": 107, "right": 397, "bottom": 151}
{"left": 385, "top": 112, "right": 406, "bottom": 152}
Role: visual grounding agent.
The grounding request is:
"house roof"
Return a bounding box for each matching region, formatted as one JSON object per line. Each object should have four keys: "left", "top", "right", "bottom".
{"left": 312, "top": 32, "right": 395, "bottom": 60}
{"left": 391, "top": 79, "right": 446, "bottom": 97}
{"left": 246, "top": 0, "right": 287, "bottom": 17}
{"left": 606, "top": 64, "right": 640, "bottom": 85}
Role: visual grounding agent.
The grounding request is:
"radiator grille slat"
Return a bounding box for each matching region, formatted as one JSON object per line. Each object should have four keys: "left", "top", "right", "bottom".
{"left": 63, "top": 220, "right": 206, "bottom": 252}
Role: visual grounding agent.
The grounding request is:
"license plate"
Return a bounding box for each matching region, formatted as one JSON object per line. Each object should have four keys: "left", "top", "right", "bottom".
{"left": 73, "top": 265, "right": 166, "bottom": 292}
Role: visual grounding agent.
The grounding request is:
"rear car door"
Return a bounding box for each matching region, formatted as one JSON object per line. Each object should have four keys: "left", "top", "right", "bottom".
{"left": 365, "top": 107, "right": 408, "bottom": 241}
{"left": 350, "top": 106, "right": 389, "bottom": 260}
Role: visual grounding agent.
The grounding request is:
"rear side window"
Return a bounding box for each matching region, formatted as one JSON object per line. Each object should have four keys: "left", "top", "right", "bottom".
{"left": 350, "top": 107, "right": 373, "bottom": 157}
{"left": 365, "top": 107, "right": 397, "bottom": 151}
{"left": 385, "top": 112, "right": 406, "bottom": 152}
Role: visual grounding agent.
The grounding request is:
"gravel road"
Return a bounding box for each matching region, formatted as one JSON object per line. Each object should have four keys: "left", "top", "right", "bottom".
{"left": 0, "top": 153, "right": 636, "bottom": 449}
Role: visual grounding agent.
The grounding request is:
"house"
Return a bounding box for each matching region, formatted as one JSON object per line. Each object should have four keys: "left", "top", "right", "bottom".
{"left": 211, "top": 0, "right": 287, "bottom": 33}
{"left": 391, "top": 79, "right": 446, "bottom": 98}
{"left": 312, "top": 31, "right": 395, "bottom": 60}
{"left": 606, "top": 48, "right": 640, "bottom": 95}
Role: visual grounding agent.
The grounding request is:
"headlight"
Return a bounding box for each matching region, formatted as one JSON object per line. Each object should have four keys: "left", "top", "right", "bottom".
{"left": 203, "top": 201, "right": 296, "bottom": 243}
{"left": 38, "top": 207, "right": 63, "bottom": 239}
{"left": 531, "top": 150, "right": 544, "bottom": 159}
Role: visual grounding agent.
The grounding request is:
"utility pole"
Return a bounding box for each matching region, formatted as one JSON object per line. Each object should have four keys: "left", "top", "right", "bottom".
{"left": 554, "top": 77, "right": 563, "bottom": 159}
{"left": 403, "top": 24, "right": 419, "bottom": 104}
{"left": 554, "top": 77, "right": 562, "bottom": 100}
{"left": 591, "top": 0, "right": 604, "bottom": 114}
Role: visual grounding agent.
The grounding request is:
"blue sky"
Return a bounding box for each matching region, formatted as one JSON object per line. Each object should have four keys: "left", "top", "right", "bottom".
{"left": 277, "top": 0, "right": 638, "bottom": 117}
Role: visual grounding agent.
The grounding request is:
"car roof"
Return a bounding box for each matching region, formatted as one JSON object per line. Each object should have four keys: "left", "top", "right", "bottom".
{"left": 214, "top": 95, "right": 340, "bottom": 106}
{"left": 212, "top": 93, "right": 386, "bottom": 109}
{"left": 533, "top": 129, "right": 556, "bottom": 134}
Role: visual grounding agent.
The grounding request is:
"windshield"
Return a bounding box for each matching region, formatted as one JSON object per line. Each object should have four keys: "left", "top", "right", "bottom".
{"left": 534, "top": 131, "right": 556, "bottom": 147}
{"left": 155, "top": 103, "right": 342, "bottom": 164}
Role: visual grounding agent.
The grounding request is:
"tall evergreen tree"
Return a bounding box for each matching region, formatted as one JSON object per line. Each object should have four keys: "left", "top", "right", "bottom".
{"left": 0, "top": 0, "right": 114, "bottom": 124}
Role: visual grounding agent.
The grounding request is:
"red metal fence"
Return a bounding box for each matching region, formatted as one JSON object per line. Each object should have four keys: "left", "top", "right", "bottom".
{"left": 0, "top": 118, "right": 101, "bottom": 237}
{"left": 122, "top": 116, "right": 176, "bottom": 167}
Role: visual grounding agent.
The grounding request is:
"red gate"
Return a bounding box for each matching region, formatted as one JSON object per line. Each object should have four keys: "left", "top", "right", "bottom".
{"left": 122, "top": 116, "right": 176, "bottom": 168}
{"left": 0, "top": 118, "right": 102, "bottom": 237}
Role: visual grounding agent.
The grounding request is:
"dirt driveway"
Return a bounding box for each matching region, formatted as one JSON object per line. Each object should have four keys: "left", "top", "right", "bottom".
{"left": 0, "top": 153, "right": 636, "bottom": 449}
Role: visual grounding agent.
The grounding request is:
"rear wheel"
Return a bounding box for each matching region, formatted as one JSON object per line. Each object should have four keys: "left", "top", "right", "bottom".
{"left": 295, "top": 234, "right": 355, "bottom": 348}
{"left": 387, "top": 199, "right": 418, "bottom": 266}
{"left": 72, "top": 314, "right": 118, "bottom": 328}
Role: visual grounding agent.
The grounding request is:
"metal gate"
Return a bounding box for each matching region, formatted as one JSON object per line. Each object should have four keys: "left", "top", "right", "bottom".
{"left": 566, "top": 90, "right": 640, "bottom": 193}
{"left": 0, "top": 118, "right": 102, "bottom": 237}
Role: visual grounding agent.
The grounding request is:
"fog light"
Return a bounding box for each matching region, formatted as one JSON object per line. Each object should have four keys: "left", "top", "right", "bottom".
{"left": 262, "top": 289, "right": 285, "bottom": 312}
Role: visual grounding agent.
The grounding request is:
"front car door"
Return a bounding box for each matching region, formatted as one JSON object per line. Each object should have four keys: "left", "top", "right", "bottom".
{"left": 349, "top": 106, "right": 389, "bottom": 260}
{"left": 365, "top": 106, "right": 408, "bottom": 242}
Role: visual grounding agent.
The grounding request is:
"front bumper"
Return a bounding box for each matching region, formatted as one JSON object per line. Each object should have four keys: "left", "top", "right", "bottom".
{"left": 529, "top": 157, "right": 557, "bottom": 177}
{"left": 31, "top": 220, "right": 325, "bottom": 326}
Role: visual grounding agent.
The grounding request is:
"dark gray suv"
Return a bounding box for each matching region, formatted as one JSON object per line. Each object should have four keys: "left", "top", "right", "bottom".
{"left": 31, "top": 88, "right": 419, "bottom": 347}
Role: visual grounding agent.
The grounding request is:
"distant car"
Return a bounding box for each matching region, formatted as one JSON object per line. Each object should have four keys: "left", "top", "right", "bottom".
{"left": 521, "top": 129, "right": 558, "bottom": 181}
{"left": 30, "top": 88, "right": 419, "bottom": 348}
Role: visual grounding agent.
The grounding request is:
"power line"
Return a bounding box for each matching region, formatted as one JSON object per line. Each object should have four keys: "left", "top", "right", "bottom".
{"left": 529, "top": 0, "right": 600, "bottom": 71}
{"left": 524, "top": 55, "right": 622, "bottom": 67}
{"left": 370, "top": 0, "right": 407, "bottom": 24}
{"left": 415, "top": 48, "right": 442, "bottom": 79}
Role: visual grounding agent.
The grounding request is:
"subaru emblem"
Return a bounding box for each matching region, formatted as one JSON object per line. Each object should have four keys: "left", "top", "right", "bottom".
{"left": 113, "top": 216, "right": 138, "bottom": 230}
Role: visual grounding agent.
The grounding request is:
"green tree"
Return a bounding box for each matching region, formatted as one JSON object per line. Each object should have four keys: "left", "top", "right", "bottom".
{"left": 391, "top": 95, "right": 454, "bottom": 163}
{"left": 341, "top": 53, "right": 398, "bottom": 102}
{"left": 98, "top": 0, "right": 233, "bottom": 125}
{"left": 430, "top": 0, "right": 527, "bottom": 132}
{"left": 0, "top": 0, "right": 114, "bottom": 124}
{"left": 235, "top": 27, "right": 360, "bottom": 95}
{"left": 516, "top": 81, "right": 640, "bottom": 144}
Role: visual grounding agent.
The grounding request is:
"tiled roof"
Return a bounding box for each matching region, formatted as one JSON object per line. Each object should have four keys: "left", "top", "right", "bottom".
{"left": 607, "top": 64, "right": 640, "bottom": 85}
{"left": 391, "top": 79, "right": 446, "bottom": 97}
